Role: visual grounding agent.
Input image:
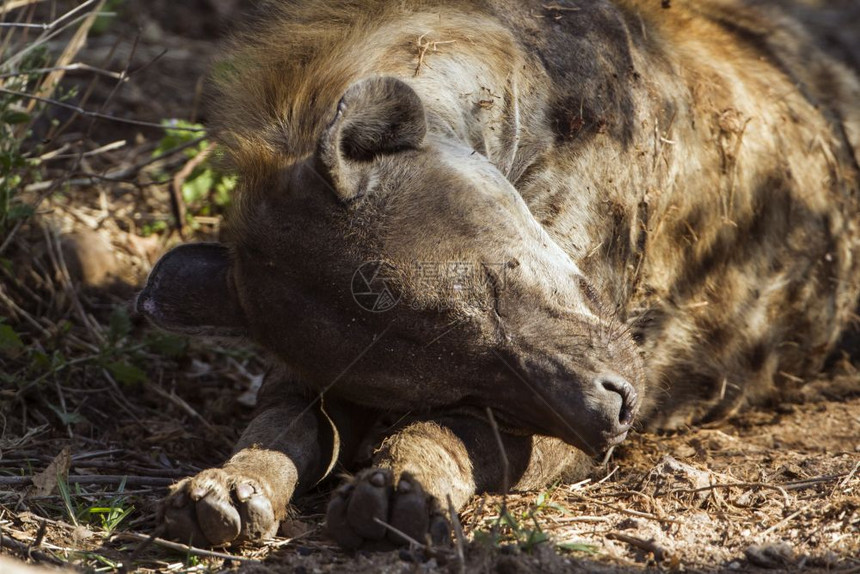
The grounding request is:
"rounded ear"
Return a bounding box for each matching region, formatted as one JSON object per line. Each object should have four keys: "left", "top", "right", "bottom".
{"left": 316, "top": 77, "right": 426, "bottom": 201}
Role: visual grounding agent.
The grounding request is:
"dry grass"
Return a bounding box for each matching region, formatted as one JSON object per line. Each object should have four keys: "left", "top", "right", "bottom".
{"left": 0, "top": 2, "right": 858, "bottom": 573}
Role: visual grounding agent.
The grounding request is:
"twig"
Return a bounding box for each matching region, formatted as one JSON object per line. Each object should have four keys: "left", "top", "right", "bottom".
{"left": 595, "top": 466, "right": 619, "bottom": 486}
{"left": 543, "top": 3, "right": 581, "bottom": 11}
{"left": 113, "top": 532, "right": 258, "bottom": 563}
{"left": 32, "top": 519, "right": 46, "bottom": 549}
{"left": 838, "top": 461, "right": 860, "bottom": 490}
{"left": 171, "top": 141, "right": 217, "bottom": 236}
{"left": 447, "top": 495, "right": 466, "bottom": 574}
{"left": 0, "top": 284, "right": 51, "bottom": 337}
{"left": 568, "top": 492, "right": 680, "bottom": 524}
{"left": 0, "top": 475, "right": 175, "bottom": 487}
{"left": 0, "top": 0, "right": 48, "bottom": 15}
{"left": 0, "top": 88, "right": 207, "bottom": 132}
{"left": 27, "top": 0, "right": 106, "bottom": 114}
{"left": 485, "top": 407, "right": 510, "bottom": 493}
{"left": 371, "top": 517, "right": 426, "bottom": 549}
{"left": 760, "top": 508, "right": 803, "bottom": 538}
{"left": 567, "top": 478, "right": 592, "bottom": 491}
{"left": 780, "top": 472, "right": 851, "bottom": 490}
{"left": 144, "top": 381, "right": 233, "bottom": 449}
{"left": 414, "top": 33, "right": 456, "bottom": 77}
{"left": 23, "top": 135, "right": 207, "bottom": 192}
{"left": 101, "top": 370, "right": 145, "bottom": 424}
{"left": 40, "top": 139, "right": 126, "bottom": 160}
{"left": 551, "top": 515, "right": 610, "bottom": 524}
{"left": 0, "top": 459, "right": 187, "bottom": 478}
{"left": 18, "top": 512, "right": 78, "bottom": 533}
{"left": 600, "top": 445, "right": 616, "bottom": 466}
{"left": 0, "top": 62, "right": 125, "bottom": 80}
{"left": 48, "top": 27, "right": 122, "bottom": 141}
{"left": 669, "top": 481, "right": 791, "bottom": 508}
{"left": 0, "top": 0, "right": 98, "bottom": 32}
{"left": 606, "top": 532, "right": 668, "bottom": 562}
{"left": 467, "top": 495, "right": 486, "bottom": 532}
{"left": 0, "top": 527, "right": 67, "bottom": 566}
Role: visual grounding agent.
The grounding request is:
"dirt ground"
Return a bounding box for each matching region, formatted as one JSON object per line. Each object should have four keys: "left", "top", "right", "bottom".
{"left": 0, "top": 2, "right": 858, "bottom": 573}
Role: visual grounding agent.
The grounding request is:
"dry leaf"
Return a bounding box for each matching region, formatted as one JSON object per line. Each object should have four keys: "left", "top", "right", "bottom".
{"left": 31, "top": 446, "right": 71, "bottom": 497}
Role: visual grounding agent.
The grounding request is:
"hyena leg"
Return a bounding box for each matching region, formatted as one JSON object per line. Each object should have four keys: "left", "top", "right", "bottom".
{"left": 325, "top": 413, "right": 591, "bottom": 549}
{"left": 160, "top": 397, "right": 337, "bottom": 546}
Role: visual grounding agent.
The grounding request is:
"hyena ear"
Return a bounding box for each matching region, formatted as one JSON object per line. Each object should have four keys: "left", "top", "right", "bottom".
{"left": 316, "top": 76, "right": 426, "bottom": 201}
{"left": 136, "top": 243, "right": 247, "bottom": 337}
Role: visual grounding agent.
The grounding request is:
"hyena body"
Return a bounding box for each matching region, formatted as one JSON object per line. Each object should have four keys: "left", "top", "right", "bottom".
{"left": 138, "top": 0, "right": 860, "bottom": 547}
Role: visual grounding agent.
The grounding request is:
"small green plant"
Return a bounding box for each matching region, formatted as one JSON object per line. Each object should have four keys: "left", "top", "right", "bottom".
{"left": 82, "top": 552, "right": 120, "bottom": 571}
{"left": 473, "top": 490, "right": 599, "bottom": 555}
{"left": 87, "top": 478, "right": 134, "bottom": 535}
{"left": 56, "top": 474, "right": 81, "bottom": 527}
{"left": 91, "top": 0, "right": 124, "bottom": 36}
{"left": 97, "top": 305, "right": 190, "bottom": 387}
{"left": 0, "top": 47, "right": 50, "bottom": 236}
{"left": 57, "top": 474, "right": 135, "bottom": 534}
{"left": 185, "top": 552, "right": 201, "bottom": 568}
{"left": 155, "top": 119, "right": 237, "bottom": 217}
{"left": 0, "top": 319, "right": 24, "bottom": 358}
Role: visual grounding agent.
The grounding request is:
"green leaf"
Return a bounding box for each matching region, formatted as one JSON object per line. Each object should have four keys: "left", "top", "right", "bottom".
{"left": 48, "top": 403, "right": 88, "bottom": 426}
{"left": 2, "top": 111, "right": 30, "bottom": 125}
{"left": 30, "top": 350, "right": 52, "bottom": 372}
{"left": 106, "top": 361, "right": 148, "bottom": 386}
{"left": 108, "top": 306, "right": 132, "bottom": 343}
{"left": 7, "top": 204, "right": 35, "bottom": 221}
{"left": 500, "top": 510, "right": 521, "bottom": 533}
{"left": 547, "top": 502, "right": 571, "bottom": 515}
{"left": 557, "top": 542, "right": 599, "bottom": 554}
{"left": 145, "top": 333, "right": 188, "bottom": 358}
{"left": 0, "top": 323, "right": 23, "bottom": 355}
{"left": 523, "top": 529, "right": 549, "bottom": 548}
{"left": 153, "top": 119, "right": 207, "bottom": 158}
{"left": 182, "top": 169, "right": 214, "bottom": 204}
{"left": 213, "top": 174, "right": 237, "bottom": 207}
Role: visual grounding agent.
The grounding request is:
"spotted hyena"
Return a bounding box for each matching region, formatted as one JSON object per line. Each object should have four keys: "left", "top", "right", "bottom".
{"left": 137, "top": 0, "right": 860, "bottom": 548}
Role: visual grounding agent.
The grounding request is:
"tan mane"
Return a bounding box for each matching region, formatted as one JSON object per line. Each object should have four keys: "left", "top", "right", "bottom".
{"left": 210, "top": 0, "right": 512, "bottom": 178}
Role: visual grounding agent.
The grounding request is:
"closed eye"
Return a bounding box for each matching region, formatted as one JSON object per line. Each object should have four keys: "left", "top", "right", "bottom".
{"left": 482, "top": 263, "right": 506, "bottom": 321}
{"left": 579, "top": 276, "right": 604, "bottom": 314}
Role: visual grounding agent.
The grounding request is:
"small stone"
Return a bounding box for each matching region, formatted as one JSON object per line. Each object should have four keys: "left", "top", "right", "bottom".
{"left": 745, "top": 543, "right": 795, "bottom": 569}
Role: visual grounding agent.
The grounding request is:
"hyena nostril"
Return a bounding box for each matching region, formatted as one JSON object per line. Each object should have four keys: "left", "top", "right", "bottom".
{"left": 598, "top": 374, "right": 639, "bottom": 427}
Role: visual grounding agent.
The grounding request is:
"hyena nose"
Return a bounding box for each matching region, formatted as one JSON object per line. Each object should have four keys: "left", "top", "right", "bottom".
{"left": 596, "top": 374, "right": 639, "bottom": 428}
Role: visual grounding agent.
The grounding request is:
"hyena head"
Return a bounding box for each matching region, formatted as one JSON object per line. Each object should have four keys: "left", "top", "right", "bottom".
{"left": 137, "top": 77, "right": 644, "bottom": 456}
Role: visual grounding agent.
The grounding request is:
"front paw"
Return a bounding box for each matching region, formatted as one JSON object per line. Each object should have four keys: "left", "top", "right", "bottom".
{"left": 159, "top": 468, "right": 278, "bottom": 546}
{"left": 325, "top": 468, "right": 450, "bottom": 550}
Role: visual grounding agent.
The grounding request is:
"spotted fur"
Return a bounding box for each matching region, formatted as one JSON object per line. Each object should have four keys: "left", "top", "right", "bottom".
{"left": 140, "top": 0, "right": 860, "bottom": 548}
